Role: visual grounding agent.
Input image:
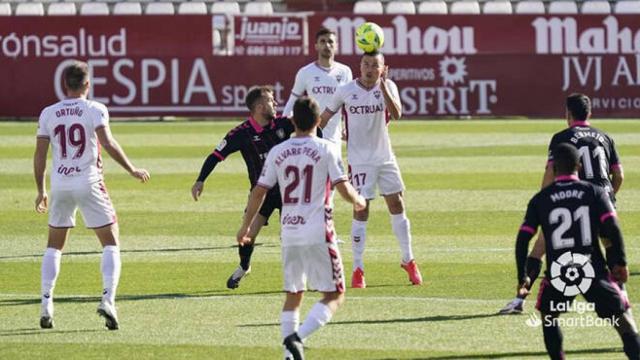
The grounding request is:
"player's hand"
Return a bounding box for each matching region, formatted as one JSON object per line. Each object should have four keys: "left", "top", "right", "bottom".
{"left": 611, "top": 264, "right": 629, "bottom": 283}
{"left": 35, "top": 192, "right": 48, "bottom": 213}
{"left": 517, "top": 277, "right": 531, "bottom": 298}
{"left": 380, "top": 65, "right": 389, "bottom": 82}
{"left": 131, "top": 168, "right": 150, "bottom": 183}
{"left": 236, "top": 226, "right": 251, "bottom": 246}
{"left": 192, "top": 181, "right": 204, "bottom": 201}
{"left": 354, "top": 195, "right": 367, "bottom": 212}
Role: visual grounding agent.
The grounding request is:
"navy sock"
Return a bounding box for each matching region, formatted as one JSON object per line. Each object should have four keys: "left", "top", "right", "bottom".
{"left": 239, "top": 244, "right": 254, "bottom": 271}
{"left": 542, "top": 319, "right": 565, "bottom": 360}
{"left": 622, "top": 333, "right": 640, "bottom": 360}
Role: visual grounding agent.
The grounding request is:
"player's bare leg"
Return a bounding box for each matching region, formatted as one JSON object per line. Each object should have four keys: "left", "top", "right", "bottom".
{"left": 351, "top": 201, "right": 369, "bottom": 288}
{"left": 384, "top": 192, "right": 422, "bottom": 285}
{"left": 94, "top": 223, "right": 121, "bottom": 330}
{"left": 227, "top": 214, "right": 267, "bottom": 289}
{"left": 40, "top": 227, "right": 69, "bottom": 329}
{"left": 500, "top": 234, "right": 545, "bottom": 315}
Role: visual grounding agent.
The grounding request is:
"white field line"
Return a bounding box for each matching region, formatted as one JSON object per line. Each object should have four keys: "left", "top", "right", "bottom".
{"left": 0, "top": 293, "right": 505, "bottom": 304}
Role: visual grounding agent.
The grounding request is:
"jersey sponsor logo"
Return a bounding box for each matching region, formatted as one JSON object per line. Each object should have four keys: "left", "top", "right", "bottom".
{"left": 282, "top": 214, "right": 306, "bottom": 225}
{"left": 550, "top": 251, "right": 595, "bottom": 296}
{"left": 57, "top": 164, "right": 82, "bottom": 176}
{"left": 215, "top": 139, "right": 227, "bottom": 151}
{"left": 311, "top": 86, "right": 336, "bottom": 95}
{"left": 348, "top": 103, "right": 384, "bottom": 115}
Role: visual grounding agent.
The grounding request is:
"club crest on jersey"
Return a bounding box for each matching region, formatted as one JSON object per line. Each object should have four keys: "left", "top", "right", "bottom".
{"left": 276, "top": 129, "right": 285, "bottom": 139}
{"left": 336, "top": 75, "right": 342, "bottom": 82}
{"left": 373, "top": 90, "right": 381, "bottom": 99}
{"left": 314, "top": 76, "right": 320, "bottom": 82}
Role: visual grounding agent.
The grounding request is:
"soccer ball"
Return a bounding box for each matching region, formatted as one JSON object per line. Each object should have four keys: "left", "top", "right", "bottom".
{"left": 355, "top": 22, "right": 384, "bottom": 53}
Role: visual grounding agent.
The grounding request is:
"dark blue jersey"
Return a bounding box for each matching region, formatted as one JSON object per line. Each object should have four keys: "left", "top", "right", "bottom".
{"left": 212, "top": 117, "right": 294, "bottom": 188}
{"left": 547, "top": 121, "right": 621, "bottom": 192}
{"left": 519, "top": 176, "right": 621, "bottom": 279}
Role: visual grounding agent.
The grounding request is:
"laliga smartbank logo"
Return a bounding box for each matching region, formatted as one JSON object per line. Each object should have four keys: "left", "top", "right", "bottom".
{"left": 525, "top": 251, "right": 620, "bottom": 328}
{"left": 550, "top": 251, "right": 595, "bottom": 296}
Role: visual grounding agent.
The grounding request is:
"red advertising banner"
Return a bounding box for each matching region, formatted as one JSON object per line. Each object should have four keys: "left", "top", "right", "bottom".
{"left": 0, "top": 14, "right": 638, "bottom": 118}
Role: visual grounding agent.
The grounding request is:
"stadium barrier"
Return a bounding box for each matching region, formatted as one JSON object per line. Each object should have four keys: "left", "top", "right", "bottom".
{"left": 1, "top": 13, "right": 639, "bottom": 118}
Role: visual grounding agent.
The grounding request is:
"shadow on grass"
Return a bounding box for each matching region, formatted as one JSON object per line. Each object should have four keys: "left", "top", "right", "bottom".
{"left": 0, "top": 289, "right": 284, "bottom": 307}
{"left": 0, "top": 328, "right": 103, "bottom": 337}
{"left": 0, "top": 243, "right": 274, "bottom": 260}
{"left": 374, "top": 347, "right": 621, "bottom": 359}
{"left": 238, "top": 313, "right": 500, "bottom": 328}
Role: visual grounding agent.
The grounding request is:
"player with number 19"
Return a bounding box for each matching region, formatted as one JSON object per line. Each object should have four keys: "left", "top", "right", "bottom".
{"left": 34, "top": 61, "right": 150, "bottom": 330}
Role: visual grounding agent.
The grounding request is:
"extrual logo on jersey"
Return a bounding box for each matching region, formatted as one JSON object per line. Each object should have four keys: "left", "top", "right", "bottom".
{"left": 550, "top": 251, "right": 595, "bottom": 296}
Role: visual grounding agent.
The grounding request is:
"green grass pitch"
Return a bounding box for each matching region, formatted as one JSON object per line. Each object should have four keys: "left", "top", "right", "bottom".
{"left": 1, "top": 119, "right": 640, "bottom": 359}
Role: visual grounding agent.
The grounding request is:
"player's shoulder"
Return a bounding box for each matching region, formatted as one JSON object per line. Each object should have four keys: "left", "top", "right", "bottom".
{"left": 334, "top": 61, "right": 352, "bottom": 72}
{"left": 80, "top": 98, "right": 107, "bottom": 114}
{"left": 39, "top": 101, "right": 60, "bottom": 118}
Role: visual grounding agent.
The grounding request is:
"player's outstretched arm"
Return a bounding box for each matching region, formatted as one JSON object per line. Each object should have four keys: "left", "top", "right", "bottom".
{"left": 335, "top": 181, "right": 366, "bottom": 211}
{"left": 33, "top": 137, "right": 50, "bottom": 213}
{"left": 96, "top": 127, "right": 150, "bottom": 183}
{"left": 191, "top": 153, "right": 221, "bottom": 201}
{"left": 237, "top": 185, "right": 268, "bottom": 246}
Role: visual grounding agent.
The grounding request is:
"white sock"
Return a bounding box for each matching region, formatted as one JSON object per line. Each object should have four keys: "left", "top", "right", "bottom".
{"left": 101, "top": 245, "right": 121, "bottom": 305}
{"left": 351, "top": 220, "right": 367, "bottom": 271}
{"left": 41, "top": 248, "right": 62, "bottom": 311}
{"left": 280, "top": 310, "right": 300, "bottom": 339}
{"left": 297, "top": 302, "right": 333, "bottom": 340}
{"left": 391, "top": 213, "right": 414, "bottom": 264}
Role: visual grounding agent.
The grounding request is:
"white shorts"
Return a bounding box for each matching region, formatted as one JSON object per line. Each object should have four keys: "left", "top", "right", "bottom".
{"left": 49, "top": 180, "right": 117, "bottom": 228}
{"left": 348, "top": 162, "right": 405, "bottom": 200}
{"left": 282, "top": 242, "right": 345, "bottom": 293}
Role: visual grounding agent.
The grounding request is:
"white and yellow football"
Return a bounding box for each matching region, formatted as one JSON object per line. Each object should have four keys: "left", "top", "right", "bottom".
{"left": 355, "top": 22, "right": 385, "bottom": 53}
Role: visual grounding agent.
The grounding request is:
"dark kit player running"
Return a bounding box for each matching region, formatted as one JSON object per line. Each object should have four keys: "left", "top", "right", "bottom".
{"left": 191, "top": 86, "right": 293, "bottom": 289}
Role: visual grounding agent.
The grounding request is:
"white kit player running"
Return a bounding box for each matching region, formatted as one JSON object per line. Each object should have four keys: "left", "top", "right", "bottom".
{"left": 320, "top": 50, "right": 423, "bottom": 288}
{"left": 33, "top": 61, "right": 149, "bottom": 330}
{"left": 282, "top": 27, "right": 352, "bottom": 155}
{"left": 237, "top": 97, "right": 365, "bottom": 360}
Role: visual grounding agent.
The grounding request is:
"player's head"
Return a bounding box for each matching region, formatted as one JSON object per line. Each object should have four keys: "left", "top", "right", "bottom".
{"left": 292, "top": 96, "right": 320, "bottom": 133}
{"left": 565, "top": 93, "right": 591, "bottom": 123}
{"left": 360, "top": 51, "right": 385, "bottom": 83}
{"left": 315, "top": 27, "right": 337, "bottom": 61}
{"left": 63, "top": 61, "right": 90, "bottom": 96}
{"left": 245, "top": 86, "right": 277, "bottom": 120}
{"left": 552, "top": 143, "right": 580, "bottom": 176}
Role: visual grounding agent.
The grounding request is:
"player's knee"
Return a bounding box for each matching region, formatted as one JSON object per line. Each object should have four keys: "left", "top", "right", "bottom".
{"left": 385, "top": 194, "right": 404, "bottom": 214}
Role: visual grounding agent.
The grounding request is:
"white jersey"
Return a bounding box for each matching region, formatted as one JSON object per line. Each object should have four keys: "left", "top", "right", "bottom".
{"left": 283, "top": 61, "right": 352, "bottom": 145}
{"left": 326, "top": 79, "right": 400, "bottom": 166}
{"left": 258, "top": 136, "right": 348, "bottom": 247}
{"left": 36, "top": 98, "right": 108, "bottom": 191}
